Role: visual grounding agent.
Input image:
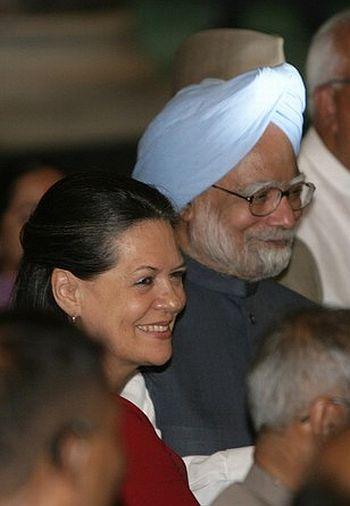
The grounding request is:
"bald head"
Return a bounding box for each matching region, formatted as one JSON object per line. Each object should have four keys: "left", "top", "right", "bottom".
{"left": 307, "top": 10, "right": 350, "bottom": 170}
{"left": 307, "top": 9, "right": 350, "bottom": 99}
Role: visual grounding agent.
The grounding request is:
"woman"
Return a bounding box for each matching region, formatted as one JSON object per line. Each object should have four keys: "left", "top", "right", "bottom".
{"left": 0, "top": 161, "right": 62, "bottom": 308}
{"left": 13, "top": 171, "right": 198, "bottom": 505}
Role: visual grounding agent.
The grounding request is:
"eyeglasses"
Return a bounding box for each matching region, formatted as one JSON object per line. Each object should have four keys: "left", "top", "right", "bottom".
{"left": 212, "top": 181, "right": 316, "bottom": 217}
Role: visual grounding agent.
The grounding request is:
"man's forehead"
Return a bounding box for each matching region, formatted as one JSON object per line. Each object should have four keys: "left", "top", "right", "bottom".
{"left": 215, "top": 124, "right": 298, "bottom": 187}
{"left": 217, "top": 158, "right": 299, "bottom": 191}
{"left": 240, "top": 173, "right": 304, "bottom": 195}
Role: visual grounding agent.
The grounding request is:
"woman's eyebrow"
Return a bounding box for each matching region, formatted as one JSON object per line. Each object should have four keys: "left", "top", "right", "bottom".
{"left": 132, "top": 262, "right": 186, "bottom": 274}
{"left": 132, "top": 266, "right": 158, "bottom": 273}
{"left": 171, "top": 263, "right": 187, "bottom": 272}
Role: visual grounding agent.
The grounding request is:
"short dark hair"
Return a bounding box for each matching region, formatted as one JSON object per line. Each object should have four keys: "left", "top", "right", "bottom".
{"left": 0, "top": 161, "right": 63, "bottom": 219}
{"left": 12, "top": 171, "right": 176, "bottom": 318}
{"left": 0, "top": 310, "right": 108, "bottom": 496}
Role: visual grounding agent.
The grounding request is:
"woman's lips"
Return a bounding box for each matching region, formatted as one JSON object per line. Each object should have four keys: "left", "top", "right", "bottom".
{"left": 136, "top": 322, "right": 173, "bottom": 339}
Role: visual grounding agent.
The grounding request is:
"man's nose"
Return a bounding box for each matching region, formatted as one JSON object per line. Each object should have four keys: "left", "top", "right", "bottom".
{"left": 265, "top": 195, "right": 301, "bottom": 229}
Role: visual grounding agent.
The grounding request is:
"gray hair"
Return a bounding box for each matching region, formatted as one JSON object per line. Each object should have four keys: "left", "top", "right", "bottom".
{"left": 248, "top": 308, "right": 350, "bottom": 432}
{"left": 306, "top": 9, "right": 350, "bottom": 116}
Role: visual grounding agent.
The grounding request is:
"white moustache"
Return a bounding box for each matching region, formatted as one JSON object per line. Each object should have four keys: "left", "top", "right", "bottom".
{"left": 246, "top": 228, "right": 295, "bottom": 242}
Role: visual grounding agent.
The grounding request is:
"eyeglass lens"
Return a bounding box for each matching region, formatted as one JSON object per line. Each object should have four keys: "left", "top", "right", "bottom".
{"left": 250, "top": 183, "right": 313, "bottom": 216}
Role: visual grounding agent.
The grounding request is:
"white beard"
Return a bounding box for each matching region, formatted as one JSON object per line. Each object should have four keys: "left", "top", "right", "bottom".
{"left": 188, "top": 198, "right": 294, "bottom": 282}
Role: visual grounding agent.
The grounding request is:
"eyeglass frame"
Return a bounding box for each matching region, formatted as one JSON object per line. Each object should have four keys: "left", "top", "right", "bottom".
{"left": 212, "top": 179, "right": 316, "bottom": 217}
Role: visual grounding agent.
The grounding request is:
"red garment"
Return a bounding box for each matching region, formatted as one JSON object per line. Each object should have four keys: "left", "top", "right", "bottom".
{"left": 119, "top": 396, "right": 198, "bottom": 505}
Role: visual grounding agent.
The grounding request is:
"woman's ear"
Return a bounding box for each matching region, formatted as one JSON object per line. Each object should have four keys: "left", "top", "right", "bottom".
{"left": 51, "top": 268, "right": 82, "bottom": 318}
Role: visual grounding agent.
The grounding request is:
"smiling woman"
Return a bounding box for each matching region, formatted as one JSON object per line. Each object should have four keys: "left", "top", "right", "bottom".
{"left": 12, "top": 171, "right": 197, "bottom": 505}
{"left": 55, "top": 219, "right": 186, "bottom": 383}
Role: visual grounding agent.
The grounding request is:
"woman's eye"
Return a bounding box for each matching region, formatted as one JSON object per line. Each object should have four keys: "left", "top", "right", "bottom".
{"left": 171, "top": 270, "right": 186, "bottom": 282}
{"left": 135, "top": 276, "right": 154, "bottom": 287}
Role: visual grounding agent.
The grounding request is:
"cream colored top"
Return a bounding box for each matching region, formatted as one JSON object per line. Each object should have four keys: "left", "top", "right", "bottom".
{"left": 297, "top": 127, "right": 350, "bottom": 307}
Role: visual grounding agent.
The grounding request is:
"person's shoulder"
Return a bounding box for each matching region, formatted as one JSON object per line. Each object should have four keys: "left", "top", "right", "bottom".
{"left": 118, "top": 395, "right": 160, "bottom": 443}
{"left": 119, "top": 395, "right": 152, "bottom": 426}
{"left": 258, "top": 278, "right": 316, "bottom": 309}
{"left": 118, "top": 395, "right": 176, "bottom": 463}
{"left": 212, "top": 481, "right": 263, "bottom": 506}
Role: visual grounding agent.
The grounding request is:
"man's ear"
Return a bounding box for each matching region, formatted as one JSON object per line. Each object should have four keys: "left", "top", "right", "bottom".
{"left": 52, "top": 427, "right": 92, "bottom": 484}
{"left": 313, "top": 86, "right": 338, "bottom": 135}
{"left": 51, "top": 268, "right": 82, "bottom": 318}
{"left": 180, "top": 202, "right": 194, "bottom": 223}
{"left": 308, "top": 397, "right": 347, "bottom": 439}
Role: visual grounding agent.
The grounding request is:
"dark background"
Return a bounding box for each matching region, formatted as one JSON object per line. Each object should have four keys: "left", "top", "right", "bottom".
{"left": 1, "top": 0, "right": 349, "bottom": 176}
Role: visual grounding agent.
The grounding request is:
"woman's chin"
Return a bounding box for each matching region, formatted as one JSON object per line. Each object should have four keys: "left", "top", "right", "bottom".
{"left": 144, "top": 347, "right": 173, "bottom": 368}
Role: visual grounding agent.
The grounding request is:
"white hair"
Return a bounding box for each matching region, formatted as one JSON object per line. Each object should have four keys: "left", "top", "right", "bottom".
{"left": 248, "top": 309, "right": 350, "bottom": 432}
{"left": 307, "top": 9, "right": 350, "bottom": 116}
{"left": 187, "top": 193, "right": 294, "bottom": 282}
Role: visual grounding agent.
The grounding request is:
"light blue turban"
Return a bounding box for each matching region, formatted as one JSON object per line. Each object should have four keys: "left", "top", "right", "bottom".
{"left": 133, "top": 63, "right": 305, "bottom": 210}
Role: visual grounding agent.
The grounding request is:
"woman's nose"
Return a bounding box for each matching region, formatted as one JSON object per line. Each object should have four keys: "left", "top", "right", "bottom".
{"left": 154, "top": 283, "right": 185, "bottom": 313}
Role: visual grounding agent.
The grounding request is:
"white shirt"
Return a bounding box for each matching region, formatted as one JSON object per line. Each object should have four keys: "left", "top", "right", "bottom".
{"left": 121, "top": 373, "right": 253, "bottom": 505}
{"left": 297, "top": 127, "right": 350, "bottom": 307}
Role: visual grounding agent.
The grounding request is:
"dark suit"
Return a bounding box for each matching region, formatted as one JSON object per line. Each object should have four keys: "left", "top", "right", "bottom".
{"left": 142, "top": 257, "right": 314, "bottom": 456}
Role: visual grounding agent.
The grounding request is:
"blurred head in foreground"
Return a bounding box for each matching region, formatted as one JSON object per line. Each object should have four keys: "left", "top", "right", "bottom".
{"left": 249, "top": 308, "right": 350, "bottom": 490}
{"left": 0, "top": 311, "right": 123, "bottom": 506}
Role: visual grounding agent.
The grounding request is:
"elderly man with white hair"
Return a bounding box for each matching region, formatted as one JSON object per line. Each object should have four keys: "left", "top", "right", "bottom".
{"left": 214, "top": 308, "right": 350, "bottom": 505}
{"left": 296, "top": 9, "right": 350, "bottom": 307}
{"left": 123, "top": 29, "right": 315, "bottom": 504}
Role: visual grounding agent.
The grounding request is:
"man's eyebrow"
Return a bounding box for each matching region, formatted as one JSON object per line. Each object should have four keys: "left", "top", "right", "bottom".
{"left": 239, "top": 172, "right": 305, "bottom": 196}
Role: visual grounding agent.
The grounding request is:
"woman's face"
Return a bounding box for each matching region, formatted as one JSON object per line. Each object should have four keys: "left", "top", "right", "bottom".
{"left": 77, "top": 220, "right": 186, "bottom": 380}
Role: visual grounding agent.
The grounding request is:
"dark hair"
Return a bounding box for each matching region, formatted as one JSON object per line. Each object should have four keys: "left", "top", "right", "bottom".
{"left": 12, "top": 171, "right": 176, "bottom": 319}
{"left": 0, "top": 161, "right": 63, "bottom": 219}
{"left": 0, "top": 310, "right": 107, "bottom": 495}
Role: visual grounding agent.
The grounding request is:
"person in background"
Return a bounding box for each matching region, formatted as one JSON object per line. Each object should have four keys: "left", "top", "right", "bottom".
{"left": 126, "top": 29, "right": 315, "bottom": 504}
{"left": 13, "top": 171, "right": 198, "bottom": 505}
{"left": 296, "top": 9, "right": 350, "bottom": 307}
{"left": 214, "top": 308, "right": 350, "bottom": 505}
{"left": 0, "top": 162, "right": 62, "bottom": 308}
{"left": 0, "top": 310, "right": 123, "bottom": 506}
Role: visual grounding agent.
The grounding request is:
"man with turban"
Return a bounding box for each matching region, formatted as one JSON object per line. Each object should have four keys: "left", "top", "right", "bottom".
{"left": 124, "top": 30, "right": 315, "bottom": 504}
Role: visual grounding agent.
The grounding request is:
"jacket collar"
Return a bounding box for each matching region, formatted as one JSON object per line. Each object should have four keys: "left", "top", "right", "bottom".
{"left": 185, "top": 255, "right": 258, "bottom": 298}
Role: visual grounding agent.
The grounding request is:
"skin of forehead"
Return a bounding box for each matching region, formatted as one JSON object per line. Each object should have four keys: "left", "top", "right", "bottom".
{"left": 240, "top": 172, "right": 306, "bottom": 196}
{"left": 333, "top": 23, "right": 350, "bottom": 75}
{"left": 216, "top": 123, "right": 299, "bottom": 191}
